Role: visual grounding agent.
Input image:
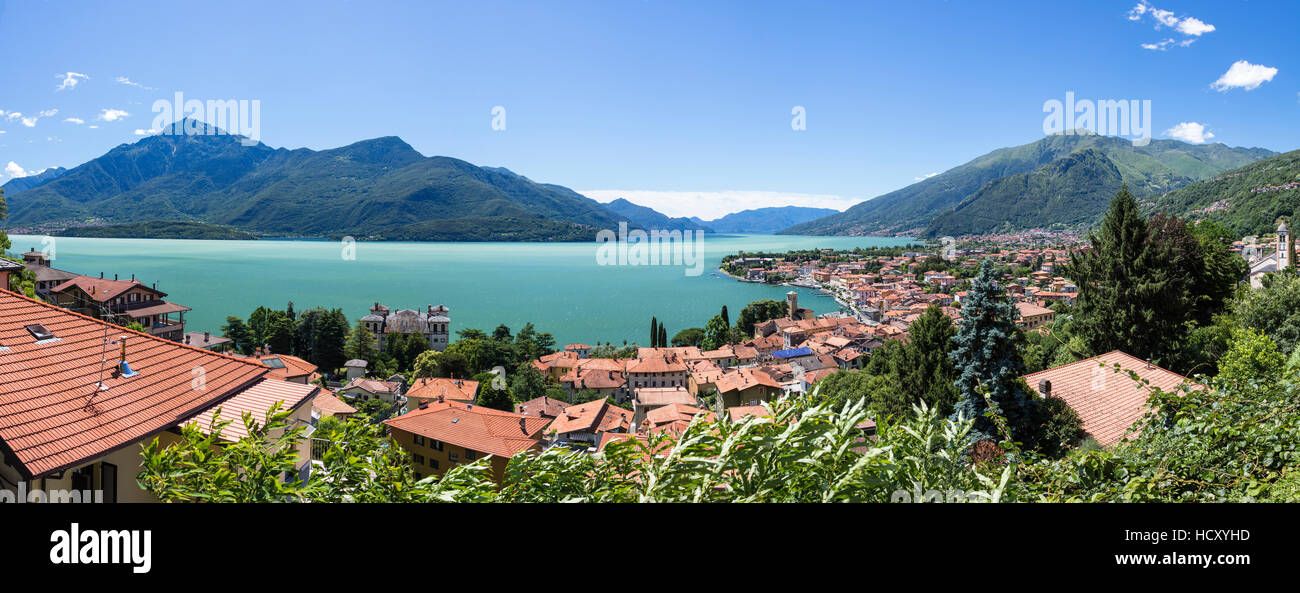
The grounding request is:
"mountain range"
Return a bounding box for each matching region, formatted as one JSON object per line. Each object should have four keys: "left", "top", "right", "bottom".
{"left": 602, "top": 198, "right": 713, "bottom": 232}
{"left": 600, "top": 199, "right": 839, "bottom": 234}
{"left": 691, "top": 206, "right": 840, "bottom": 233}
{"left": 2, "top": 121, "right": 627, "bottom": 241}
{"left": 781, "top": 133, "right": 1275, "bottom": 238}
{"left": 5, "top": 124, "right": 1285, "bottom": 242}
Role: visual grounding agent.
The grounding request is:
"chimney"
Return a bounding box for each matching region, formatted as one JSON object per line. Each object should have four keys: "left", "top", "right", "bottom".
{"left": 131, "top": 273, "right": 135, "bottom": 281}
{"left": 204, "top": 331, "right": 210, "bottom": 340}
{"left": 437, "top": 394, "right": 444, "bottom": 403}
{"left": 519, "top": 416, "right": 526, "bottom": 433}
{"left": 100, "top": 272, "right": 104, "bottom": 279}
{"left": 114, "top": 274, "right": 118, "bottom": 281}
{"left": 1038, "top": 379, "right": 1051, "bottom": 397}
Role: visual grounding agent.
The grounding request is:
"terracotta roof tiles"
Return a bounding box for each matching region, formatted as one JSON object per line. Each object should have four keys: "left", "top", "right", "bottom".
{"left": 0, "top": 289, "right": 268, "bottom": 478}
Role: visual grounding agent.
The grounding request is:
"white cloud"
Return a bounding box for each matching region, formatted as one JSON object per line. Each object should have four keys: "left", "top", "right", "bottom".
{"left": 3, "top": 111, "right": 21, "bottom": 121}
{"left": 17, "top": 109, "right": 62, "bottom": 128}
{"left": 1212, "top": 60, "right": 1278, "bottom": 91}
{"left": 1141, "top": 38, "right": 1175, "bottom": 51}
{"left": 65, "top": 117, "right": 84, "bottom": 124}
{"left": 1177, "top": 17, "right": 1215, "bottom": 36}
{"left": 115, "top": 76, "right": 156, "bottom": 90}
{"left": 914, "top": 172, "right": 938, "bottom": 181}
{"left": 55, "top": 72, "right": 89, "bottom": 91}
{"left": 1164, "top": 121, "right": 1215, "bottom": 144}
{"left": 581, "top": 190, "right": 860, "bottom": 220}
{"left": 4, "top": 161, "right": 32, "bottom": 179}
{"left": 1128, "top": 2, "right": 1214, "bottom": 49}
{"left": 133, "top": 128, "right": 161, "bottom": 136}
{"left": 0, "top": 130, "right": 6, "bottom": 134}
{"left": 88, "top": 125, "right": 99, "bottom": 129}
{"left": 97, "top": 108, "right": 130, "bottom": 122}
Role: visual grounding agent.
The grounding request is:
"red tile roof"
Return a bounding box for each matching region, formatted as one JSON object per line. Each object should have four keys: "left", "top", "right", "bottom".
{"left": 384, "top": 401, "right": 551, "bottom": 458}
{"left": 0, "top": 289, "right": 269, "bottom": 478}
{"left": 187, "top": 379, "right": 319, "bottom": 441}
{"left": 515, "top": 395, "right": 570, "bottom": 419}
{"left": 312, "top": 390, "right": 357, "bottom": 417}
{"left": 50, "top": 276, "right": 164, "bottom": 302}
{"left": 253, "top": 353, "right": 317, "bottom": 382}
{"left": 546, "top": 399, "right": 632, "bottom": 436}
{"left": 406, "top": 377, "right": 479, "bottom": 403}
{"left": 1023, "top": 350, "right": 1197, "bottom": 447}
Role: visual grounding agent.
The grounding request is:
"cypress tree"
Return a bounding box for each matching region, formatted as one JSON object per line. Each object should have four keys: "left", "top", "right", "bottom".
{"left": 721, "top": 305, "right": 730, "bottom": 328}
{"left": 658, "top": 323, "right": 667, "bottom": 349}
{"left": 949, "top": 258, "right": 1034, "bottom": 444}
{"left": 1067, "top": 186, "right": 1182, "bottom": 364}
{"left": 651, "top": 316, "right": 658, "bottom": 348}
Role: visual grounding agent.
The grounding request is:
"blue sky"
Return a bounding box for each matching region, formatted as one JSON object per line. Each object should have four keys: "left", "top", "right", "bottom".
{"left": 0, "top": 0, "right": 1295, "bottom": 218}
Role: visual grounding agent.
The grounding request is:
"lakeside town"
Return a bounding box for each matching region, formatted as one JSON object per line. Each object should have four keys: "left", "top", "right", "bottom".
{"left": 6, "top": 186, "right": 1300, "bottom": 503}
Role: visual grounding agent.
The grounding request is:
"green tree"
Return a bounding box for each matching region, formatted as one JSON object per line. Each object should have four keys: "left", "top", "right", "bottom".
{"left": 248, "top": 306, "right": 273, "bottom": 349}
{"left": 474, "top": 371, "right": 515, "bottom": 411}
{"left": 650, "top": 316, "right": 658, "bottom": 348}
{"left": 411, "top": 350, "right": 441, "bottom": 379}
{"left": 514, "top": 322, "right": 556, "bottom": 362}
{"left": 1067, "top": 187, "right": 1213, "bottom": 366}
{"left": 221, "top": 316, "right": 254, "bottom": 355}
{"left": 1233, "top": 270, "right": 1300, "bottom": 354}
{"left": 949, "top": 259, "right": 1035, "bottom": 445}
{"left": 736, "top": 299, "right": 788, "bottom": 336}
{"left": 720, "top": 305, "right": 730, "bottom": 328}
{"left": 893, "top": 305, "right": 959, "bottom": 416}
{"left": 344, "top": 320, "right": 378, "bottom": 365}
{"left": 311, "top": 308, "right": 350, "bottom": 374}
{"left": 701, "top": 314, "right": 729, "bottom": 351}
{"left": 509, "top": 362, "right": 548, "bottom": 403}
{"left": 658, "top": 322, "right": 667, "bottom": 350}
{"left": 671, "top": 327, "right": 705, "bottom": 347}
{"left": 264, "top": 311, "right": 294, "bottom": 354}
{"left": 437, "top": 351, "right": 470, "bottom": 379}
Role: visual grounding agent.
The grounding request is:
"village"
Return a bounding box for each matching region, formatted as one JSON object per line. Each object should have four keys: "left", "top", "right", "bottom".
{"left": 0, "top": 223, "right": 1238, "bottom": 497}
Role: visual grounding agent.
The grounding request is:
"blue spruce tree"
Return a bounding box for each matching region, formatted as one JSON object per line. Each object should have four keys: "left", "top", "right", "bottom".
{"left": 949, "top": 258, "right": 1035, "bottom": 444}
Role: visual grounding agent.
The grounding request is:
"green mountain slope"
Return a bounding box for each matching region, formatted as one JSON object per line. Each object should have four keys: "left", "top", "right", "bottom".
{"left": 780, "top": 133, "right": 1274, "bottom": 237}
{"left": 923, "top": 149, "right": 1126, "bottom": 237}
{"left": 5, "top": 121, "right": 625, "bottom": 241}
{"left": 1145, "top": 149, "right": 1300, "bottom": 237}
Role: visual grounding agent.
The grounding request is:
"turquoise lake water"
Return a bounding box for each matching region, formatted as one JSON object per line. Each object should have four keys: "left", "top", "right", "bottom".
{"left": 6, "top": 234, "right": 912, "bottom": 347}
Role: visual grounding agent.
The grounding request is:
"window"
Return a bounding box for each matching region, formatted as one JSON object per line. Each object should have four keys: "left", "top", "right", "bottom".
{"left": 430, "top": 459, "right": 439, "bottom": 469}
{"left": 70, "top": 465, "right": 93, "bottom": 492}
{"left": 101, "top": 462, "right": 118, "bottom": 503}
{"left": 431, "top": 440, "right": 444, "bottom": 451}
{"left": 413, "top": 435, "right": 425, "bottom": 446}
{"left": 464, "top": 449, "right": 477, "bottom": 461}
{"left": 449, "top": 451, "right": 459, "bottom": 462}
{"left": 413, "top": 454, "right": 425, "bottom": 465}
